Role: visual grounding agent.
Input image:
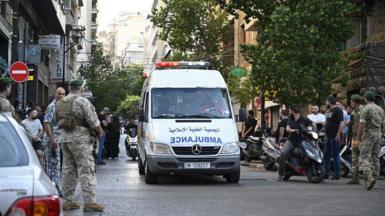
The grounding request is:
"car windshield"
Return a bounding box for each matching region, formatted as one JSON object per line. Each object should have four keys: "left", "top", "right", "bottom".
{"left": 0, "top": 117, "right": 29, "bottom": 167}
{"left": 152, "top": 88, "right": 232, "bottom": 119}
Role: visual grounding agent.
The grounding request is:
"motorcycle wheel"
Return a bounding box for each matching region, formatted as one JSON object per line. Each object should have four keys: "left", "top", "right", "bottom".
{"left": 341, "top": 165, "right": 350, "bottom": 178}
{"left": 283, "top": 174, "right": 292, "bottom": 181}
{"left": 243, "top": 150, "right": 252, "bottom": 162}
{"left": 131, "top": 149, "right": 137, "bottom": 161}
{"left": 306, "top": 163, "right": 324, "bottom": 184}
{"left": 263, "top": 159, "right": 275, "bottom": 171}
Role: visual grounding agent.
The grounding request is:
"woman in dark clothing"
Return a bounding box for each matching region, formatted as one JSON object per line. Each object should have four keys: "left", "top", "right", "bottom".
{"left": 105, "top": 115, "right": 121, "bottom": 159}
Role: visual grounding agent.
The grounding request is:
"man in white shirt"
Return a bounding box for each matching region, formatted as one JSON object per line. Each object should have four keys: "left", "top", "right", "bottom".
{"left": 22, "top": 108, "right": 44, "bottom": 163}
{"left": 307, "top": 105, "right": 326, "bottom": 131}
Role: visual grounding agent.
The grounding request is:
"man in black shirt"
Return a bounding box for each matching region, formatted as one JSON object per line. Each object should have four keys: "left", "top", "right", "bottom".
{"left": 277, "top": 109, "right": 289, "bottom": 144}
{"left": 242, "top": 110, "right": 257, "bottom": 139}
{"left": 323, "top": 96, "right": 345, "bottom": 180}
{"left": 278, "top": 106, "right": 313, "bottom": 181}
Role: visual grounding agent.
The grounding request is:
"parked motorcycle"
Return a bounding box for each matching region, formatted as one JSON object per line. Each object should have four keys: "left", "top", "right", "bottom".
{"left": 282, "top": 126, "right": 324, "bottom": 183}
{"left": 317, "top": 127, "right": 326, "bottom": 151}
{"left": 261, "top": 137, "right": 281, "bottom": 171}
{"left": 125, "top": 127, "right": 138, "bottom": 161}
{"left": 240, "top": 135, "right": 263, "bottom": 162}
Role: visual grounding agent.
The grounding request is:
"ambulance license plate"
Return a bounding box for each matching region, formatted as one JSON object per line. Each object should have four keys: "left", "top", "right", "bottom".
{"left": 184, "top": 162, "right": 211, "bottom": 169}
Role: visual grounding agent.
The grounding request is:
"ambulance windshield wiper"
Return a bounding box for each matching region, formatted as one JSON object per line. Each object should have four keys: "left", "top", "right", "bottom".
{"left": 175, "top": 114, "right": 212, "bottom": 118}
{"left": 155, "top": 114, "right": 176, "bottom": 118}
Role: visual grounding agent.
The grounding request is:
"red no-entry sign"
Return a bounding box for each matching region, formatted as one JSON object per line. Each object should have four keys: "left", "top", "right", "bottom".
{"left": 10, "top": 61, "right": 29, "bottom": 83}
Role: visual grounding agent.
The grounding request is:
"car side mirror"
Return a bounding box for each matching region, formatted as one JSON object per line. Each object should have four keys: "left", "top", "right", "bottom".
{"left": 239, "top": 108, "right": 247, "bottom": 122}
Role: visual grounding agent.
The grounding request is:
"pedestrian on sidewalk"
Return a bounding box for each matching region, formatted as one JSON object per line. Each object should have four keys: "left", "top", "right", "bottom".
{"left": 22, "top": 109, "right": 44, "bottom": 163}
{"left": 56, "top": 79, "right": 105, "bottom": 212}
{"left": 357, "top": 91, "right": 384, "bottom": 190}
{"left": 97, "top": 107, "right": 109, "bottom": 165}
{"left": 105, "top": 115, "right": 121, "bottom": 159}
{"left": 43, "top": 87, "right": 66, "bottom": 194}
{"left": 307, "top": 105, "right": 326, "bottom": 131}
{"left": 347, "top": 94, "right": 364, "bottom": 185}
{"left": 0, "top": 77, "right": 16, "bottom": 117}
{"left": 323, "top": 96, "right": 345, "bottom": 180}
{"left": 241, "top": 110, "right": 257, "bottom": 140}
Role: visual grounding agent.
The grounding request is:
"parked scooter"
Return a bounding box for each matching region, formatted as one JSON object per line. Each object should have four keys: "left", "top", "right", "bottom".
{"left": 282, "top": 126, "right": 324, "bottom": 183}
{"left": 241, "top": 135, "right": 263, "bottom": 162}
{"left": 125, "top": 127, "right": 138, "bottom": 161}
{"left": 261, "top": 137, "right": 281, "bottom": 171}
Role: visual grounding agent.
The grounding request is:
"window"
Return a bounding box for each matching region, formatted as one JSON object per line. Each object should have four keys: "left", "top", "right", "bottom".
{"left": 0, "top": 119, "right": 29, "bottom": 167}
{"left": 144, "top": 92, "right": 149, "bottom": 122}
{"left": 151, "top": 88, "right": 232, "bottom": 119}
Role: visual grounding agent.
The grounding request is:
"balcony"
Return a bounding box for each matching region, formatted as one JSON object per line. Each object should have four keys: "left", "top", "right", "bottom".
{"left": 348, "top": 40, "right": 385, "bottom": 94}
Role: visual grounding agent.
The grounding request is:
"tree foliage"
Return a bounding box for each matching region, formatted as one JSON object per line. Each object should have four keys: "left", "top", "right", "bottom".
{"left": 149, "top": 0, "right": 230, "bottom": 59}
{"left": 78, "top": 43, "right": 145, "bottom": 112}
{"left": 117, "top": 95, "right": 141, "bottom": 118}
{"left": 216, "top": 0, "right": 358, "bottom": 105}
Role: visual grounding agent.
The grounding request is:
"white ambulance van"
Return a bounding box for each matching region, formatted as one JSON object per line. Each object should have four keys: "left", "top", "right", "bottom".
{"left": 137, "top": 61, "right": 240, "bottom": 184}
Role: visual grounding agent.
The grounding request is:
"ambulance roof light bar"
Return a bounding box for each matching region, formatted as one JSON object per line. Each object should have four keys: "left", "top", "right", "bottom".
{"left": 155, "top": 61, "right": 212, "bottom": 70}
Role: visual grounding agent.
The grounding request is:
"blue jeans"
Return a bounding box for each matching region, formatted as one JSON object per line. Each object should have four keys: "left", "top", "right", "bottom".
{"left": 323, "top": 137, "right": 340, "bottom": 177}
{"left": 98, "top": 132, "right": 106, "bottom": 162}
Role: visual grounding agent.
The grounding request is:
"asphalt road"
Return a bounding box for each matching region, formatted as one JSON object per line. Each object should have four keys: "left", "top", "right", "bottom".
{"left": 64, "top": 135, "right": 385, "bottom": 216}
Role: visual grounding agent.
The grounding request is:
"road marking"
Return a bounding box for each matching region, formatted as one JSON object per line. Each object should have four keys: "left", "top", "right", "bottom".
{"left": 12, "top": 70, "right": 27, "bottom": 74}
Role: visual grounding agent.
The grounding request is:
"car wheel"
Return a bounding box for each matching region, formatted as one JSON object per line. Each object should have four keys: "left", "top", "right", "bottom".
{"left": 225, "top": 169, "right": 240, "bottom": 184}
{"left": 145, "top": 160, "right": 157, "bottom": 184}
{"left": 138, "top": 156, "right": 145, "bottom": 175}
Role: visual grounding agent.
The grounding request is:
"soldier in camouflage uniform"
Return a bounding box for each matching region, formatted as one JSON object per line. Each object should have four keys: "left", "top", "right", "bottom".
{"left": 0, "top": 77, "right": 15, "bottom": 116}
{"left": 57, "top": 79, "right": 105, "bottom": 212}
{"left": 43, "top": 87, "right": 66, "bottom": 194}
{"left": 347, "top": 94, "right": 363, "bottom": 184}
{"left": 358, "top": 91, "right": 385, "bottom": 190}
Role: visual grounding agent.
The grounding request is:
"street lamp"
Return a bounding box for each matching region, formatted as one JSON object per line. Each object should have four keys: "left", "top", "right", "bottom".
{"left": 62, "top": 24, "right": 86, "bottom": 84}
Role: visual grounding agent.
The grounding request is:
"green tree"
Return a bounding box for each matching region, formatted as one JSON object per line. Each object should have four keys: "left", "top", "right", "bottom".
{"left": 78, "top": 43, "right": 145, "bottom": 112}
{"left": 117, "top": 95, "right": 141, "bottom": 118}
{"left": 216, "top": 0, "right": 358, "bottom": 105}
{"left": 149, "top": 0, "right": 229, "bottom": 59}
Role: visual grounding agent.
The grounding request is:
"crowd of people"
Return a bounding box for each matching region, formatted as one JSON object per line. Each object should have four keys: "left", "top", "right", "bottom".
{"left": 242, "top": 93, "right": 384, "bottom": 190}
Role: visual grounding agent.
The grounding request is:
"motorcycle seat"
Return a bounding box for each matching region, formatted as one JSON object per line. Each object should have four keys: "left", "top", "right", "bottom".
{"left": 249, "top": 136, "right": 260, "bottom": 142}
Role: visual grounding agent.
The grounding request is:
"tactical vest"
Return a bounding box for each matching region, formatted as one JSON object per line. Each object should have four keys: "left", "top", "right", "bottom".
{"left": 56, "top": 96, "right": 88, "bottom": 131}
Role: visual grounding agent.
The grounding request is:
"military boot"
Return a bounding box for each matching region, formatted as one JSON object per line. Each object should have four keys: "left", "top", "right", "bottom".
{"left": 83, "top": 203, "right": 105, "bottom": 212}
{"left": 364, "top": 176, "right": 376, "bottom": 191}
{"left": 62, "top": 201, "right": 81, "bottom": 211}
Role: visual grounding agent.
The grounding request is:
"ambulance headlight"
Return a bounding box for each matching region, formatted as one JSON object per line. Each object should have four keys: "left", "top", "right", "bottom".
{"left": 221, "top": 143, "right": 240, "bottom": 155}
{"left": 149, "top": 143, "right": 173, "bottom": 155}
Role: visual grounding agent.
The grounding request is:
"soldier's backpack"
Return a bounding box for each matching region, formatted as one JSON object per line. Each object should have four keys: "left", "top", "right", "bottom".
{"left": 56, "top": 96, "right": 79, "bottom": 131}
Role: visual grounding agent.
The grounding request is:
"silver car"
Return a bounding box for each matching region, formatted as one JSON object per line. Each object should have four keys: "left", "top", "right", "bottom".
{"left": 0, "top": 113, "right": 62, "bottom": 216}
